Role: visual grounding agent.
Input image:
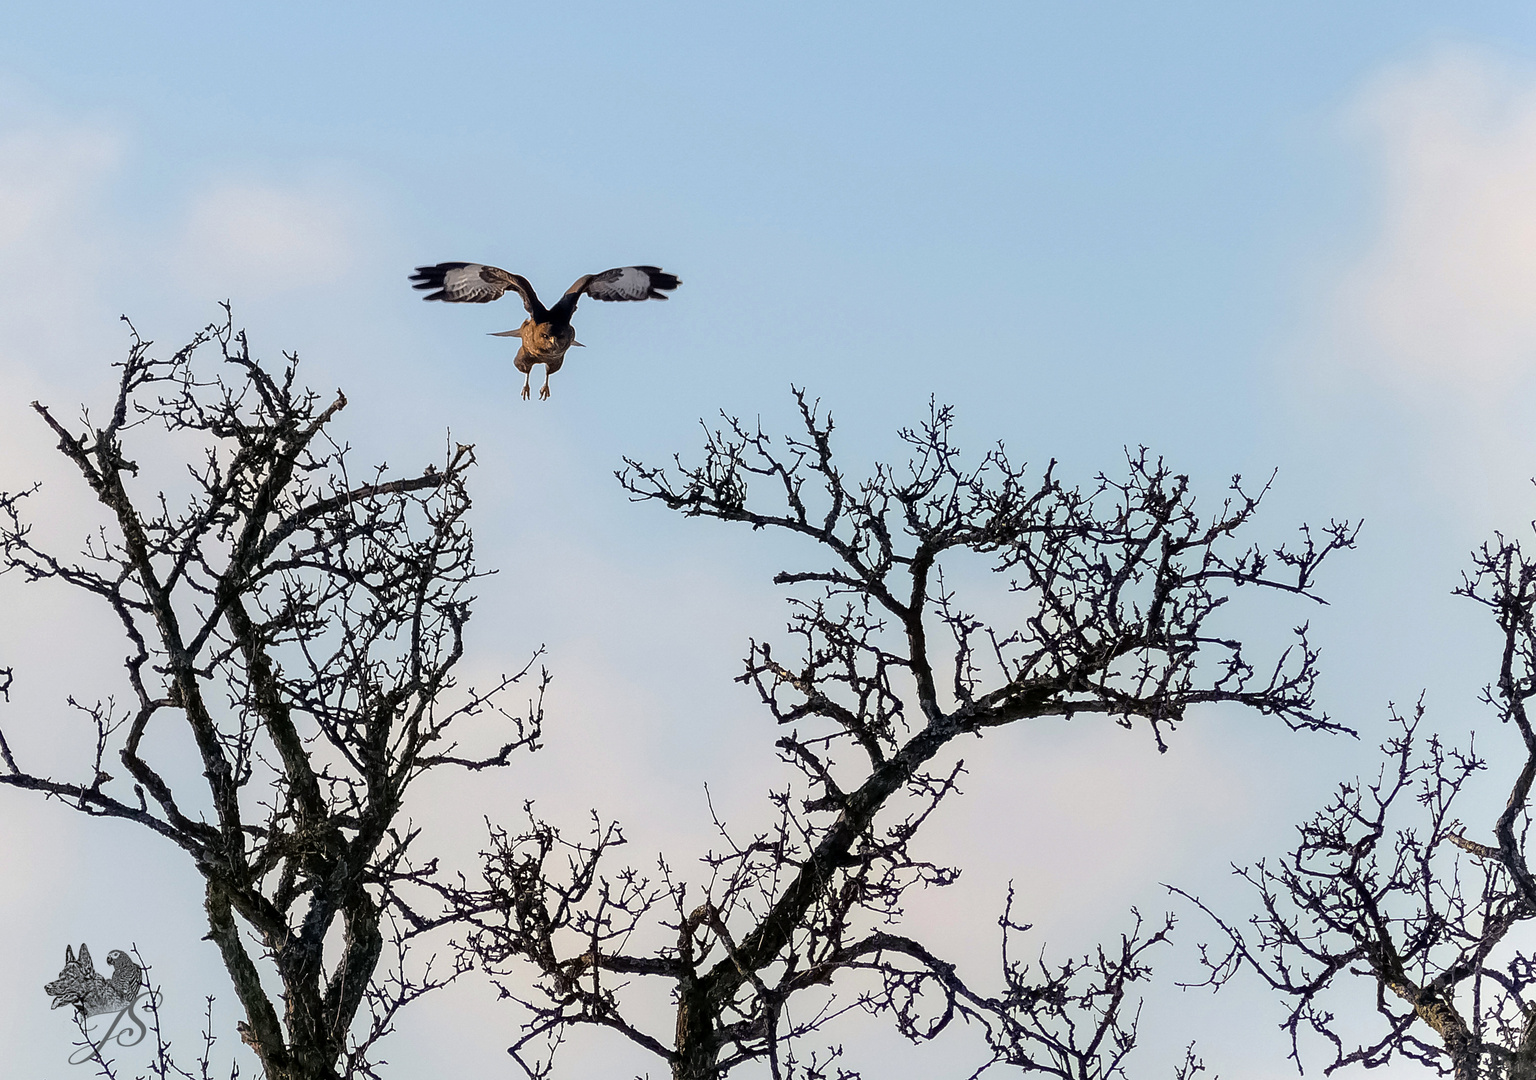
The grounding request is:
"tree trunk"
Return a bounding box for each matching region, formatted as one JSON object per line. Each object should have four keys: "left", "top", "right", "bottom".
{"left": 673, "top": 979, "right": 721, "bottom": 1080}
{"left": 1507, "top": 1015, "right": 1536, "bottom": 1080}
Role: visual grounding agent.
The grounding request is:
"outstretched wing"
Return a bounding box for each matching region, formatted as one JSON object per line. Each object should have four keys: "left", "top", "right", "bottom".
{"left": 578, "top": 266, "right": 680, "bottom": 302}
{"left": 553, "top": 266, "right": 680, "bottom": 319}
{"left": 409, "top": 263, "right": 543, "bottom": 315}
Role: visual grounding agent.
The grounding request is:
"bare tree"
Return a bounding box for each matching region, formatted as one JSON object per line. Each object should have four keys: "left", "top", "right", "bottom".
{"left": 1177, "top": 530, "right": 1536, "bottom": 1079}
{"left": 0, "top": 312, "right": 544, "bottom": 1080}
{"left": 441, "top": 391, "right": 1357, "bottom": 1080}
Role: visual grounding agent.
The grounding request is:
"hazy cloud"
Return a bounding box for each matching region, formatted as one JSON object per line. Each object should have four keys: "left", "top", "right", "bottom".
{"left": 1333, "top": 48, "right": 1536, "bottom": 395}
{"left": 175, "top": 180, "right": 358, "bottom": 297}
{"left": 0, "top": 124, "right": 118, "bottom": 249}
{"left": 0, "top": 113, "right": 122, "bottom": 371}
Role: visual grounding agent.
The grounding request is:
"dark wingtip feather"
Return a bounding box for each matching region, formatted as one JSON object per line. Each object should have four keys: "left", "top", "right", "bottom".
{"left": 646, "top": 268, "right": 681, "bottom": 298}
{"left": 409, "top": 262, "right": 469, "bottom": 301}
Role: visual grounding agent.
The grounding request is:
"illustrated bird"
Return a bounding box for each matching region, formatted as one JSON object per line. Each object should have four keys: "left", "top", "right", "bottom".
{"left": 409, "top": 262, "right": 680, "bottom": 400}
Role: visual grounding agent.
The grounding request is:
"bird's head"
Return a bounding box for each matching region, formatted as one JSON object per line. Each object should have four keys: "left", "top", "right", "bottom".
{"left": 532, "top": 322, "right": 576, "bottom": 351}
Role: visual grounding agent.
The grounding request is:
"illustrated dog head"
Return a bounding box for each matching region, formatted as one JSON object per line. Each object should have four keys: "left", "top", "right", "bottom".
{"left": 44, "top": 944, "right": 98, "bottom": 1011}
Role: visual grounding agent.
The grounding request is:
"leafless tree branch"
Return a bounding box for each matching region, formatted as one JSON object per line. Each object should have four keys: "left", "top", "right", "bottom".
{"left": 1179, "top": 526, "right": 1536, "bottom": 1079}
{"left": 440, "top": 390, "right": 1353, "bottom": 1079}
{"left": 1, "top": 310, "right": 543, "bottom": 1080}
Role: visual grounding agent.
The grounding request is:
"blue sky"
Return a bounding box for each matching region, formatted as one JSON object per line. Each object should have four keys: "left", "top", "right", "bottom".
{"left": 6, "top": 4, "right": 1536, "bottom": 1077}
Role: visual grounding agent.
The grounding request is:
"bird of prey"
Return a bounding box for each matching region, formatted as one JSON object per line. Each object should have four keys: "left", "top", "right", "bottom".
{"left": 410, "top": 262, "right": 680, "bottom": 400}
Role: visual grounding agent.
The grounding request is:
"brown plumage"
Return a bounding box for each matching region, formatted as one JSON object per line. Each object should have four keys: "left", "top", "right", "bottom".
{"left": 409, "top": 262, "right": 680, "bottom": 399}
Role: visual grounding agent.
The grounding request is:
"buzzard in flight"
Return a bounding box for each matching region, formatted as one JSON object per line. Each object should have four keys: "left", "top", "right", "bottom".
{"left": 410, "top": 262, "right": 680, "bottom": 399}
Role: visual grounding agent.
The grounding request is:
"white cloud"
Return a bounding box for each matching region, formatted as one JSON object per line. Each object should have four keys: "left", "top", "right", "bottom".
{"left": 1333, "top": 47, "right": 1536, "bottom": 394}
{"left": 175, "top": 180, "right": 358, "bottom": 297}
